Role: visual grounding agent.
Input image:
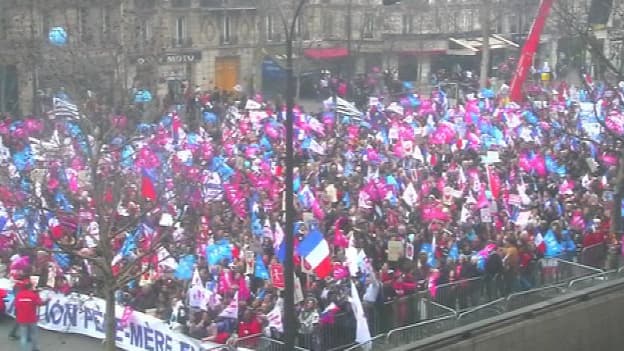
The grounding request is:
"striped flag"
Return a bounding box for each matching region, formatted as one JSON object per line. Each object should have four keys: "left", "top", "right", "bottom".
{"left": 48, "top": 98, "right": 80, "bottom": 119}
{"left": 324, "top": 97, "right": 362, "bottom": 117}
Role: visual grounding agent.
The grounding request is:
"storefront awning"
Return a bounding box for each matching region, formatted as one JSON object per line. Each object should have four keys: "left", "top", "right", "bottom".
{"left": 304, "top": 47, "right": 349, "bottom": 60}
{"left": 261, "top": 48, "right": 318, "bottom": 79}
{"left": 399, "top": 49, "right": 447, "bottom": 56}
{"left": 448, "top": 35, "right": 519, "bottom": 55}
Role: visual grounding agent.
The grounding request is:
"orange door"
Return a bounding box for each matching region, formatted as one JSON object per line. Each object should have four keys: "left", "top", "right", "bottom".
{"left": 214, "top": 56, "right": 239, "bottom": 91}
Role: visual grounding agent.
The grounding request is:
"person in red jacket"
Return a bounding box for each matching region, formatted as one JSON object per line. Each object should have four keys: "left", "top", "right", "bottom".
{"left": 0, "top": 288, "right": 6, "bottom": 318}
{"left": 14, "top": 282, "right": 46, "bottom": 351}
{"left": 236, "top": 309, "right": 262, "bottom": 347}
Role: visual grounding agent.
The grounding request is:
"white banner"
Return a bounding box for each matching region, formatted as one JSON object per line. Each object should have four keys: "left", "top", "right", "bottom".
{"left": 3, "top": 286, "right": 247, "bottom": 351}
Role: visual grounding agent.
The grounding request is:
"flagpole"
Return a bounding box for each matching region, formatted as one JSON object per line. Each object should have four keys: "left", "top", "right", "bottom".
{"left": 284, "top": 1, "right": 308, "bottom": 349}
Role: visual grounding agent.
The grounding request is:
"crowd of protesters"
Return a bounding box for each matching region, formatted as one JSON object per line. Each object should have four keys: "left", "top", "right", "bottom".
{"left": 0, "top": 64, "right": 623, "bottom": 351}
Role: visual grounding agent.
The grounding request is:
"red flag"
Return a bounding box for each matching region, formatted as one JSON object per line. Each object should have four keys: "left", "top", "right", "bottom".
{"left": 141, "top": 169, "right": 157, "bottom": 201}
{"left": 488, "top": 166, "right": 501, "bottom": 200}
{"left": 509, "top": 0, "right": 555, "bottom": 101}
{"left": 315, "top": 257, "right": 332, "bottom": 279}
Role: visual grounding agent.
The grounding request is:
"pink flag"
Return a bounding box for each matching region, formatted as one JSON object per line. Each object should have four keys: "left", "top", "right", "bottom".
{"left": 119, "top": 305, "right": 134, "bottom": 328}
{"left": 238, "top": 276, "right": 250, "bottom": 301}
{"left": 476, "top": 186, "right": 489, "bottom": 209}
{"left": 311, "top": 200, "right": 325, "bottom": 221}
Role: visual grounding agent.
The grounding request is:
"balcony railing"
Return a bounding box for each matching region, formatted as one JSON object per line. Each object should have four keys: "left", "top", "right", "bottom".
{"left": 171, "top": 37, "right": 193, "bottom": 48}
{"left": 171, "top": 0, "right": 192, "bottom": 8}
{"left": 219, "top": 35, "right": 238, "bottom": 45}
{"left": 199, "top": 0, "right": 256, "bottom": 9}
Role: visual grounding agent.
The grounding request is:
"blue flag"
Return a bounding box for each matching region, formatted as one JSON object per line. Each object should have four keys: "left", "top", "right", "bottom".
{"left": 205, "top": 239, "right": 232, "bottom": 266}
{"left": 254, "top": 255, "right": 270, "bottom": 280}
{"left": 174, "top": 255, "right": 196, "bottom": 280}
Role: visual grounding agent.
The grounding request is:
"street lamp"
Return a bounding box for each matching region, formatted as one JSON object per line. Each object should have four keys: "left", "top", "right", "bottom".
{"left": 282, "top": 0, "right": 308, "bottom": 349}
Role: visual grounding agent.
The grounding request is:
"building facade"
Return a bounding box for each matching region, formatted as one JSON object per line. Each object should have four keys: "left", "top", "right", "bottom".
{"left": 4, "top": 0, "right": 613, "bottom": 115}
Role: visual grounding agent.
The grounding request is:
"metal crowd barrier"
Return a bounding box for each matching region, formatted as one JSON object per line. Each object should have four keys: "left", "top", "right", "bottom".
{"left": 375, "top": 292, "right": 424, "bottom": 334}
{"left": 385, "top": 315, "right": 457, "bottom": 346}
{"left": 456, "top": 298, "right": 506, "bottom": 327}
{"left": 253, "top": 336, "right": 309, "bottom": 351}
{"left": 579, "top": 243, "right": 607, "bottom": 269}
{"left": 250, "top": 259, "right": 619, "bottom": 351}
{"left": 538, "top": 258, "right": 604, "bottom": 286}
{"left": 379, "top": 259, "right": 616, "bottom": 348}
{"left": 568, "top": 272, "right": 609, "bottom": 291}
{"left": 343, "top": 334, "right": 387, "bottom": 351}
{"left": 505, "top": 285, "right": 565, "bottom": 311}
{"left": 233, "top": 333, "right": 264, "bottom": 350}
{"left": 432, "top": 276, "right": 485, "bottom": 311}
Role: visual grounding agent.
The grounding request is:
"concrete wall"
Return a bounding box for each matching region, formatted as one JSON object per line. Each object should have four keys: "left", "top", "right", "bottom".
{"left": 394, "top": 282, "right": 624, "bottom": 351}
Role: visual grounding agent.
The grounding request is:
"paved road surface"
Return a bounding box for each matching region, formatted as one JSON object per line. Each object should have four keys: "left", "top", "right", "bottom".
{"left": 0, "top": 320, "right": 105, "bottom": 351}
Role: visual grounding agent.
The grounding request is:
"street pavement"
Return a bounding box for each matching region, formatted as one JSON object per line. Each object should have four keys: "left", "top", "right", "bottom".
{"left": 0, "top": 319, "right": 105, "bottom": 351}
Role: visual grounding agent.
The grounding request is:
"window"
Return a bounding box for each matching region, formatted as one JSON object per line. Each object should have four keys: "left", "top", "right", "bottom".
{"left": 363, "top": 15, "right": 374, "bottom": 39}
{"left": 322, "top": 13, "right": 333, "bottom": 37}
{"left": 222, "top": 15, "right": 231, "bottom": 43}
{"left": 521, "top": 14, "right": 531, "bottom": 33}
{"left": 78, "top": 8, "right": 92, "bottom": 43}
{"left": 294, "top": 17, "right": 302, "bottom": 38}
{"left": 266, "top": 15, "right": 274, "bottom": 41}
{"left": 141, "top": 20, "right": 152, "bottom": 42}
{"left": 40, "top": 12, "right": 51, "bottom": 39}
{"left": 402, "top": 15, "right": 413, "bottom": 34}
{"left": 0, "top": 14, "right": 7, "bottom": 40}
{"left": 134, "top": 19, "right": 152, "bottom": 50}
{"left": 135, "top": 0, "right": 156, "bottom": 9}
{"left": 200, "top": 0, "right": 222, "bottom": 6}
{"left": 101, "top": 7, "right": 111, "bottom": 41}
{"left": 509, "top": 14, "right": 518, "bottom": 33}
{"left": 462, "top": 11, "right": 474, "bottom": 31}
{"left": 171, "top": 0, "right": 191, "bottom": 8}
{"left": 175, "top": 16, "right": 186, "bottom": 46}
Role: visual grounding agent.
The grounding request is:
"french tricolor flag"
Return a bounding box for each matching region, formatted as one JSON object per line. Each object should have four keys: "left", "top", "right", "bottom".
{"left": 297, "top": 228, "right": 332, "bottom": 278}
{"left": 141, "top": 168, "right": 157, "bottom": 201}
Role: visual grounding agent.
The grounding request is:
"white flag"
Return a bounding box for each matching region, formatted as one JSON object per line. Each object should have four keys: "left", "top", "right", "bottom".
{"left": 218, "top": 292, "right": 239, "bottom": 319}
{"left": 265, "top": 300, "right": 283, "bottom": 334}
{"left": 273, "top": 222, "right": 285, "bottom": 250}
{"left": 191, "top": 268, "right": 202, "bottom": 287}
{"left": 158, "top": 248, "right": 178, "bottom": 270}
{"left": 309, "top": 139, "right": 325, "bottom": 155}
{"left": 349, "top": 282, "right": 371, "bottom": 347}
{"left": 244, "top": 99, "right": 262, "bottom": 110}
{"left": 402, "top": 183, "right": 418, "bottom": 207}
{"left": 188, "top": 285, "right": 207, "bottom": 309}
{"left": 294, "top": 274, "right": 304, "bottom": 304}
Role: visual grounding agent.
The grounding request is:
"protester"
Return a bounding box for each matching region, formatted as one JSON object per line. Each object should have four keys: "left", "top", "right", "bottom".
{"left": 14, "top": 281, "right": 46, "bottom": 351}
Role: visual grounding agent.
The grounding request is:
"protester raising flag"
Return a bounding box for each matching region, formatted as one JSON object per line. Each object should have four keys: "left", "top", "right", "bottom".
{"left": 297, "top": 228, "right": 332, "bottom": 278}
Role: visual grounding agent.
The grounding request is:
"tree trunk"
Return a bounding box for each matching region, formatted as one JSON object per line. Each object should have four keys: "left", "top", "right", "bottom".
{"left": 611, "top": 149, "right": 624, "bottom": 236}
{"left": 0, "top": 65, "right": 6, "bottom": 114}
{"left": 104, "top": 287, "right": 118, "bottom": 351}
{"left": 480, "top": 0, "right": 491, "bottom": 89}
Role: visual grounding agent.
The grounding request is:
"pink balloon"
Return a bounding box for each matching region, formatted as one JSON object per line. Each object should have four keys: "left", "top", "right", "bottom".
{"left": 111, "top": 115, "right": 128, "bottom": 129}
{"left": 0, "top": 121, "right": 9, "bottom": 135}
{"left": 48, "top": 178, "right": 59, "bottom": 190}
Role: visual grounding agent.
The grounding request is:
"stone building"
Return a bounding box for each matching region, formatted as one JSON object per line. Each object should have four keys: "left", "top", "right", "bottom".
{"left": 0, "top": 0, "right": 261, "bottom": 115}
{"left": 2, "top": 0, "right": 615, "bottom": 115}
{"left": 127, "top": 0, "right": 259, "bottom": 106}
{"left": 0, "top": 0, "right": 127, "bottom": 114}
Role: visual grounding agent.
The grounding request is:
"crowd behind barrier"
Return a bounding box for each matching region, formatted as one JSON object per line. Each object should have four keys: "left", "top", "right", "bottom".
{"left": 1, "top": 73, "right": 624, "bottom": 351}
